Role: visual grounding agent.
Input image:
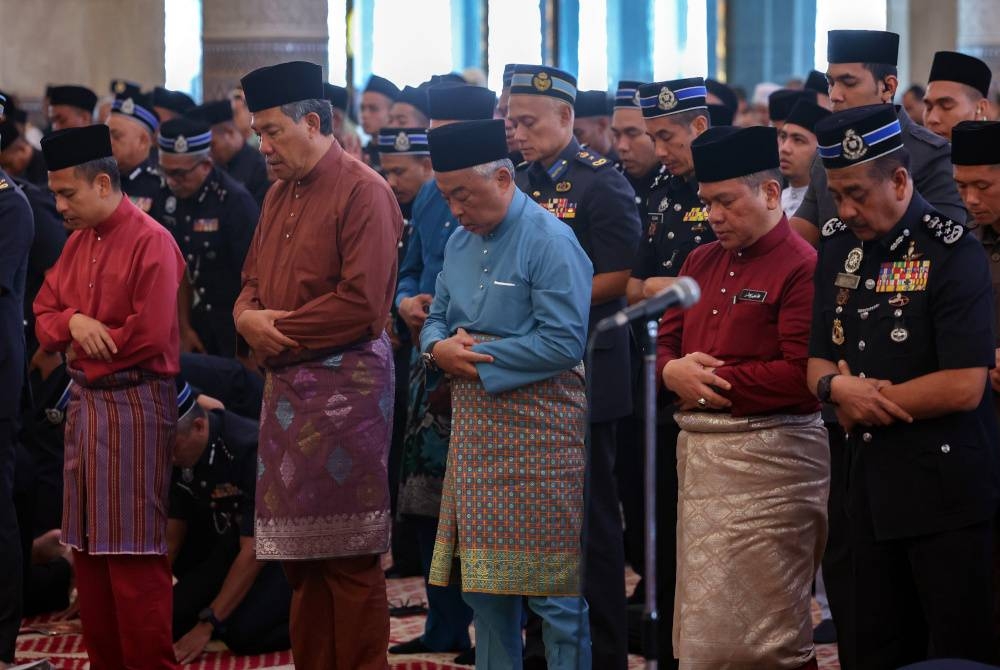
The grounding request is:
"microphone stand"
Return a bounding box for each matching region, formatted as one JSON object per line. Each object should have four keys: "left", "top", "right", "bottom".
{"left": 642, "top": 317, "right": 659, "bottom": 669}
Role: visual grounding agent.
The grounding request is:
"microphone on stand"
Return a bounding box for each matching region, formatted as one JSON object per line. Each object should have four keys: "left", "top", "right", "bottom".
{"left": 594, "top": 276, "right": 701, "bottom": 333}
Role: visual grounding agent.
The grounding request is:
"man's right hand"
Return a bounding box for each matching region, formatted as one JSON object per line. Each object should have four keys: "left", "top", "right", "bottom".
{"left": 990, "top": 348, "right": 1000, "bottom": 394}
{"left": 432, "top": 328, "right": 494, "bottom": 379}
{"left": 399, "top": 294, "right": 433, "bottom": 333}
{"left": 180, "top": 327, "right": 206, "bottom": 354}
{"left": 68, "top": 313, "right": 118, "bottom": 362}
{"left": 235, "top": 309, "right": 299, "bottom": 358}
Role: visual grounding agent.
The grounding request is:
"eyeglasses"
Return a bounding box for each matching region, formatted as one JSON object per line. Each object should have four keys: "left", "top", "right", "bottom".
{"left": 159, "top": 163, "right": 204, "bottom": 180}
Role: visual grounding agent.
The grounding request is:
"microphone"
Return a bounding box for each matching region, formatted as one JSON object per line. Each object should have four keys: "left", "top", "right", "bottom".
{"left": 595, "top": 276, "right": 701, "bottom": 333}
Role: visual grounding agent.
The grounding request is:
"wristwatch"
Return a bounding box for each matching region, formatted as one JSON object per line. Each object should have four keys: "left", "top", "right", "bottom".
{"left": 197, "top": 607, "right": 224, "bottom": 632}
{"left": 816, "top": 373, "right": 840, "bottom": 405}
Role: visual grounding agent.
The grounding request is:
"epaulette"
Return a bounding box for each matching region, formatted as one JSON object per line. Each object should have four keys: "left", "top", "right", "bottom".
{"left": 923, "top": 211, "right": 964, "bottom": 246}
{"left": 821, "top": 217, "right": 849, "bottom": 238}
{"left": 575, "top": 150, "right": 610, "bottom": 169}
{"left": 0, "top": 177, "right": 10, "bottom": 191}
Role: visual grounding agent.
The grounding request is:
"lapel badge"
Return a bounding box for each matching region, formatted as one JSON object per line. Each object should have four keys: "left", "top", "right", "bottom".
{"left": 556, "top": 180, "right": 572, "bottom": 193}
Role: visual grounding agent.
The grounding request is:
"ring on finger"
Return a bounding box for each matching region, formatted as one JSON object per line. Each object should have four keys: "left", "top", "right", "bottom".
{"left": 697, "top": 397, "right": 708, "bottom": 408}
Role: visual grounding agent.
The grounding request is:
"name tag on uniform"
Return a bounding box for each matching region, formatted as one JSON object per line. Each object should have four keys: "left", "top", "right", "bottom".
{"left": 736, "top": 288, "right": 767, "bottom": 303}
{"left": 193, "top": 218, "right": 219, "bottom": 232}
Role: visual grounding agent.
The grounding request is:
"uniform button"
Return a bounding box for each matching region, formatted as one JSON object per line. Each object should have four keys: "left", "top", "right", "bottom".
{"left": 205, "top": 304, "right": 212, "bottom": 311}
{"left": 835, "top": 306, "right": 843, "bottom": 314}
{"left": 198, "top": 287, "right": 205, "bottom": 294}
{"left": 634, "top": 196, "right": 641, "bottom": 204}
{"left": 203, "top": 241, "right": 210, "bottom": 247}
{"left": 859, "top": 372, "right": 866, "bottom": 378}
{"left": 200, "top": 481, "right": 207, "bottom": 488}
{"left": 712, "top": 309, "right": 718, "bottom": 315}
{"left": 858, "top": 340, "right": 866, "bottom": 351}
{"left": 187, "top": 254, "right": 194, "bottom": 261}
{"left": 694, "top": 236, "right": 702, "bottom": 243}
{"left": 728, "top": 271, "right": 735, "bottom": 277}
{"left": 185, "top": 216, "right": 191, "bottom": 221}
{"left": 865, "top": 279, "right": 876, "bottom": 290}
{"left": 860, "top": 311, "right": 869, "bottom": 320}
{"left": 941, "top": 444, "right": 951, "bottom": 454}
{"left": 667, "top": 231, "right": 675, "bottom": 239}
{"left": 720, "top": 288, "right": 726, "bottom": 294}
{"left": 444, "top": 221, "right": 450, "bottom": 228}
{"left": 483, "top": 267, "right": 489, "bottom": 273}
{"left": 894, "top": 309, "right": 903, "bottom": 318}
{"left": 210, "top": 501, "right": 217, "bottom": 509}
{"left": 862, "top": 432, "right": 872, "bottom": 443}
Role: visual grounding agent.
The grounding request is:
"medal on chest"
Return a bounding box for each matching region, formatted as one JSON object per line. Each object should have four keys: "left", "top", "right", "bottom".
{"left": 831, "top": 287, "right": 850, "bottom": 346}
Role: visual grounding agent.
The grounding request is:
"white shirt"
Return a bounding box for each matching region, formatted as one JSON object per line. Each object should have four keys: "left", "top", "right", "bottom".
{"left": 782, "top": 185, "right": 808, "bottom": 220}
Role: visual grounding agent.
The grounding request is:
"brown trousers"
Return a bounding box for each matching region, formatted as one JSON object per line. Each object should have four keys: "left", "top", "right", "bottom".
{"left": 282, "top": 554, "right": 389, "bottom": 670}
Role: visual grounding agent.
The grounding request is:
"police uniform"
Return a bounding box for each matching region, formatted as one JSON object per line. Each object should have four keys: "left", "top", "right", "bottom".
{"left": 0, "top": 155, "right": 33, "bottom": 662}
{"left": 810, "top": 106, "right": 999, "bottom": 668}
{"left": 108, "top": 93, "right": 164, "bottom": 215}
{"left": 511, "top": 64, "right": 641, "bottom": 670}
{"left": 225, "top": 143, "right": 270, "bottom": 208}
{"left": 152, "top": 118, "right": 259, "bottom": 358}
{"left": 11, "top": 177, "right": 65, "bottom": 355}
{"left": 170, "top": 396, "right": 291, "bottom": 654}
{"left": 795, "top": 30, "right": 967, "bottom": 230}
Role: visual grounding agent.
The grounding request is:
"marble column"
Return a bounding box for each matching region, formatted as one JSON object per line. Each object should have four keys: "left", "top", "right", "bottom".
{"left": 201, "top": 0, "right": 329, "bottom": 101}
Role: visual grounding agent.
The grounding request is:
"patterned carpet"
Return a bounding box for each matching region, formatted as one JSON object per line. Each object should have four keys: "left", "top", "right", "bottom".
{"left": 15, "top": 572, "right": 840, "bottom": 669}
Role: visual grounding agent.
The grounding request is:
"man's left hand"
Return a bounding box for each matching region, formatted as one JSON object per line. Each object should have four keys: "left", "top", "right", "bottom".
{"left": 432, "top": 328, "right": 494, "bottom": 379}
{"left": 174, "top": 622, "right": 213, "bottom": 664}
{"left": 990, "top": 348, "right": 1000, "bottom": 393}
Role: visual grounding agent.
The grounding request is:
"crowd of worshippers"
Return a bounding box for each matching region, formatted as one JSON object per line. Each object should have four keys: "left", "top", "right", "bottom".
{"left": 2, "top": 24, "right": 1000, "bottom": 670}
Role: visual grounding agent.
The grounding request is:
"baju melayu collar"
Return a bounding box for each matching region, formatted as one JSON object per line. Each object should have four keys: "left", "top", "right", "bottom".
{"left": 734, "top": 214, "right": 792, "bottom": 260}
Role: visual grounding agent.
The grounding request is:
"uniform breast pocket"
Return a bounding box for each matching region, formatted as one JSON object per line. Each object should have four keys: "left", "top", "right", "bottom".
{"left": 719, "top": 301, "right": 778, "bottom": 357}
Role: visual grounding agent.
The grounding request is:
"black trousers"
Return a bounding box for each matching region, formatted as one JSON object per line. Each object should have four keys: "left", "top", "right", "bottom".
{"left": 389, "top": 341, "right": 420, "bottom": 576}
{"left": 173, "top": 530, "right": 292, "bottom": 655}
{"left": 584, "top": 420, "right": 628, "bottom": 669}
{"left": 829, "top": 432, "right": 994, "bottom": 669}
{"left": 0, "top": 420, "right": 23, "bottom": 663}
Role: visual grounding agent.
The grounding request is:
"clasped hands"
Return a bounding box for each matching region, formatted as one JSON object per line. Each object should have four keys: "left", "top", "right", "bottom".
{"left": 431, "top": 328, "right": 494, "bottom": 380}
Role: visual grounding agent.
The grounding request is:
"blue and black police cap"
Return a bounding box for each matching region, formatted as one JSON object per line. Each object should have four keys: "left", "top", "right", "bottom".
{"left": 929, "top": 51, "right": 992, "bottom": 98}
{"left": 614, "top": 81, "right": 642, "bottom": 110}
{"left": 951, "top": 121, "right": 1000, "bottom": 166}
{"left": 705, "top": 78, "right": 738, "bottom": 113}
{"left": 827, "top": 29, "right": 899, "bottom": 65}
{"left": 152, "top": 86, "right": 196, "bottom": 115}
{"left": 188, "top": 99, "right": 234, "bottom": 126}
{"left": 324, "top": 83, "right": 349, "bottom": 112}
{"left": 396, "top": 85, "right": 431, "bottom": 119}
{"left": 691, "top": 125, "right": 779, "bottom": 183}
{"left": 783, "top": 99, "right": 832, "bottom": 135}
{"left": 707, "top": 104, "right": 734, "bottom": 127}
{"left": 376, "top": 127, "right": 430, "bottom": 155}
{"left": 41, "top": 124, "right": 113, "bottom": 171}
{"left": 815, "top": 104, "right": 903, "bottom": 169}
{"left": 637, "top": 77, "right": 708, "bottom": 119}
{"left": 428, "top": 85, "right": 496, "bottom": 121}
{"left": 0, "top": 118, "right": 19, "bottom": 152}
{"left": 158, "top": 117, "right": 213, "bottom": 155}
{"left": 364, "top": 74, "right": 401, "bottom": 101}
{"left": 804, "top": 70, "right": 828, "bottom": 95}
{"left": 510, "top": 65, "right": 578, "bottom": 105}
{"left": 429, "top": 118, "right": 508, "bottom": 173}
{"left": 110, "top": 78, "right": 141, "bottom": 99}
{"left": 176, "top": 378, "right": 198, "bottom": 421}
{"left": 241, "top": 61, "right": 324, "bottom": 113}
{"left": 111, "top": 92, "right": 160, "bottom": 133}
{"left": 768, "top": 88, "right": 817, "bottom": 123}
{"left": 502, "top": 63, "right": 529, "bottom": 89}
{"left": 48, "top": 85, "right": 98, "bottom": 113}
{"left": 575, "top": 90, "right": 612, "bottom": 118}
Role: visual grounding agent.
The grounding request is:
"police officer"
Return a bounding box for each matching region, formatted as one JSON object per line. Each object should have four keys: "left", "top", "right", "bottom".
{"left": 152, "top": 117, "right": 259, "bottom": 358}
{"left": 807, "top": 104, "right": 999, "bottom": 669}
{"left": 107, "top": 92, "right": 163, "bottom": 213}
{"left": 611, "top": 81, "right": 666, "bottom": 226}
{"left": 188, "top": 100, "right": 272, "bottom": 207}
{"left": 628, "top": 77, "right": 715, "bottom": 304}
{"left": 0, "top": 92, "right": 33, "bottom": 664}
{"left": 791, "top": 29, "right": 967, "bottom": 246}
{"left": 574, "top": 90, "right": 617, "bottom": 163}
{"left": 509, "top": 64, "right": 641, "bottom": 670}
{"left": 169, "top": 382, "right": 291, "bottom": 662}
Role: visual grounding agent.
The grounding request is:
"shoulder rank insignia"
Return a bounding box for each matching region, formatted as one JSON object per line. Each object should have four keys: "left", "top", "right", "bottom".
{"left": 821, "top": 217, "right": 848, "bottom": 238}
{"left": 577, "top": 150, "right": 592, "bottom": 160}
{"left": 923, "top": 213, "right": 964, "bottom": 246}
{"left": 0, "top": 178, "right": 8, "bottom": 191}
{"left": 592, "top": 157, "right": 608, "bottom": 167}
